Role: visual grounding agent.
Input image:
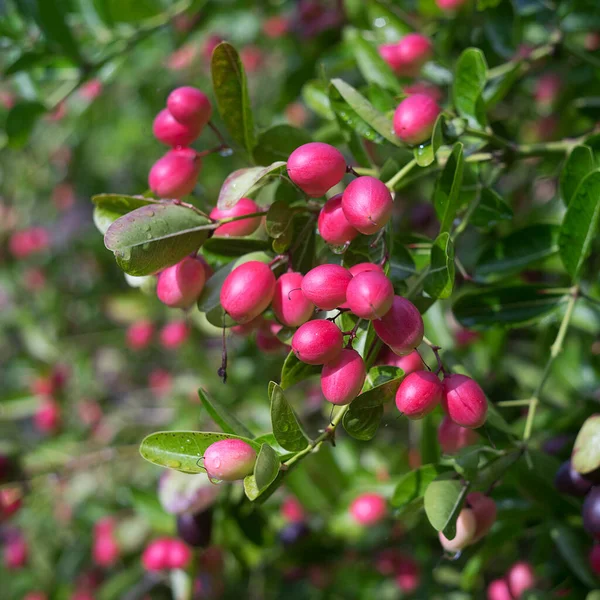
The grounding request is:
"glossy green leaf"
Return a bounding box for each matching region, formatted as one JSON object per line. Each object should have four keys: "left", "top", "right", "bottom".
{"left": 211, "top": 42, "right": 256, "bottom": 156}
{"left": 92, "top": 194, "right": 162, "bottom": 235}
{"left": 453, "top": 48, "right": 488, "bottom": 127}
{"left": 453, "top": 285, "right": 567, "bottom": 329}
{"left": 551, "top": 523, "right": 598, "bottom": 588}
{"left": 289, "top": 214, "right": 316, "bottom": 274}
{"left": 475, "top": 224, "right": 559, "bottom": 282}
{"left": 139, "top": 431, "right": 260, "bottom": 474}
{"left": 391, "top": 464, "right": 443, "bottom": 508}
{"left": 6, "top": 101, "right": 46, "bottom": 148}
{"left": 389, "top": 242, "right": 417, "bottom": 283}
{"left": 560, "top": 145, "right": 595, "bottom": 206}
{"left": 244, "top": 444, "right": 280, "bottom": 501}
{"left": 253, "top": 125, "right": 312, "bottom": 164}
{"left": 104, "top": 204, "right": 211, "bottom": 276}
{"left": 198, "top": 388, "right": 254, "bottom": 438}
{"left": 217, "top": 162, "right": 286, "bottom": 210}
{"left": 434, "top": 143, "right": 465, "bottom": 233}
{"left": 470, "top": 188, "right": 513, "bottom": 229}
{"left": 269, "top": 383, "right": 310, "bottom": 452}
{"left": 302, "top": 80, "right": 334, "bottom": 120}
{"left": 280, "top": 350, "right": 321, "bottom": 389}
{"left": 414, "top": 114, "right": 444, "bottom": 167}
{"left": 331, "top": 79, "right": 401, "bottom": 146}
{"left": 424, "top": 477, "right": 469, "bottom": 538}
{"left": 266, "top": 200, "right": 294, "bottom": 240}
{"left": 572, "top": 414, "right": 600, "bottom": 475}
{"left": 366, "top": 0, "right": 412, "bottom": 43}
{"left": 364, "top": 366, "right": 404, "bottom": 389}
{"left": 424, "top": 232, "right": 455, "bottom": 299}
{"left": 559, "top": 170, "right": 600, "bottom": 280}
{"left": 342, "top": 403, "right": 384, "bottom": 441}
{"left": 344, "top": 28, "right": 401, "bottom": 92}
{"left": 203, "top": 237, "right": 271, "bottom": 257}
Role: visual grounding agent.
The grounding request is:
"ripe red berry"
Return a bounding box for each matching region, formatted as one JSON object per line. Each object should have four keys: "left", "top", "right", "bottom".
{"left": 153, "top": 108, "right": 203, "bottom": 147}
{"left": 506, "top": 562, "right": 536, "bottom": 599}
{"left": 349, "top": 262, "right": 384, "bottom": 276}
{"left": 203, "top": 439, "right": 257, "bottom": 481}
{"left": 157, "top": 256, "right": 206, "bottom": 308}
{"left": 272, "top": 272, "right": 315, "bottom": 327}
{"left": 142, "top": 538, "right": 170, "bottom": 571}
{"left": 341, "top": 176, "right": 393, "bottom": 235}
{"left": 281, "top": 497, "right": 305, "bottom": 523}
{"left": 321, "top": 348, "right": 366, "bottom": 405}
{"left": 393, "top": 94, "right": 441, "bottom": 145}
{"left": 442, "top": 374, "right": 488, "bottom": 429}
{"left": 287, "top": 142, "right": 346, "bottom": 197}
{"left": 166, "top": 539, "right": 192, "bottom": 569}
{"left": 394, "top": 33, "right": 433, "bottom": 77}
{"left": 148, "top": 148, "right": 201, "bottom": 198}
{"left": 395, "top": 371, "right": 442, "bottom": 419}
{"left": 126, "top": 320, "right": 154, "bottom": 350}
{"left": 220, "top": 261, "right": 276, "bottom": 323}
{"left": 439, "top": 508, "right": 477, "bottom": 552}
{"left": 378, "top": 348, "right": 424, "bottom": 375}
{"left": 395, "top": 555, "right": 420, "bottom": 593}
{"left": 466, "top": 492, "right": 497, "bottom": 543}
{"left": 583, "top": 487, "right": 600, "bottom": 537}
{"left": 93, "top": 534, "right": 119, "bottom": 567}
{"left": 34, "top": 397, "right": 61, "bottom": 433}
{"left": 4, "top": 533, "right": 27, "bottom": 569}
{"left": 210, "top": 198, "right": 262, "bottom": 237}
{"left": 167, "top": 86, "right": 212, "bottom": 127}
{"left": 487, "top": 579, "right": 513, "bottom": 600}
{"left": 345, "top": 270, "right": 394, "bottom": 319}
{"left": 160, "top": 321, "right": 190, "bottom": 348}
{"left": 590, "top": 544, "right": 600, "bottom": 576}
{"left": 291, "top": 320, "right": 343, "bottom": 365}
{"left": 373, "top": 296, "right": 424, "bottom": 355}
{"left": 437, "top": 415, "right": 479, "bottom": 453}
{"left": 301, "top": 264, "right": 352, "bottom": 310}
{"left": 349, "top": 493, "right": 387, "bottom": 526}
{"left": 317, "top": 193, "right": 359, "bottom": 246}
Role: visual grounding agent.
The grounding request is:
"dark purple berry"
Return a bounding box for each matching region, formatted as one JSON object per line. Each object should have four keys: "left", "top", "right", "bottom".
{"left": 554, "top": 461, "right": 593, "bottom": 497}
{"left": 583, "top": 487, "right": 600, "bottom": 537}
{"left": 279, "top": 522, "right": 310, "bottom": 547}
{"left": 176, "top": 509, "right": 213, "bottom": 548}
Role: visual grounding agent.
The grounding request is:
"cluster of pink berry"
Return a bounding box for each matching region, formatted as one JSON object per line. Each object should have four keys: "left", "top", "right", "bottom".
{"left": 141, "top": 537, "right": 192, "bottom": 571}
{"left": 148, "top": 86, "right": 212, "bottom": 198}
{"left": 487, "top": 561, "right": 536, "bottom": 600}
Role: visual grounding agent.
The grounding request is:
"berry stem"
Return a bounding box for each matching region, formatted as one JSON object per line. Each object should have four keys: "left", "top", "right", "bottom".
{"left": 346, "top": 165, "right": 360, "bottom": 177}
{"left": 423, "top": 337, "right": 448, "bottom": 375}
{"left": 385, "top": 158, "right": 418, "bottom": 191}
{"left": 208, "top": 121, "right": 229, "bottom": 148}
{"left": 196, "top": 144, "right": 231, "bottom": 158}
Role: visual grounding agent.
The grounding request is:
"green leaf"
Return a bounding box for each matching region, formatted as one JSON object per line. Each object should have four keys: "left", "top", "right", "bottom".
{"left": 197, "top": 388, "right": 254, "bottom": 439}
{"left": 5, "top": 101, "right": 46, "bottom": 148}
{"left": 269, "top": 383, "right": 310, "bottom": 452}
{"left": 366, "top": 0, "right": 412, "bottom": 43}
{"left": 280, "top": 350, "right": 321, "bottom": 389}
{"left": 389, "top": 242, "right": 417, "bottom": 282}
{"left": 424, "top": 477, "right": 469, "bottom": 538}
{"left": 35, "top": 0, "right": 82, "bottom": 62}
{"left": 453, "top": 285, "right": 567, "bottom": 329}
{"left": 414, "top": 114, "right": 444, "bottom": 167}
{"left": 243, "top": 444, "right": 280, "bottom": 501}
{"left": 453, "top": 48, "right": 488, "bottom": 127}
{"left": 344, "top": 28, "right": 401, "bottom": 92}
{"left": 434, "top": 143, "right": 465, "bottom": 233}
{"left": 364, "top": 366, "right": 404, "bottom": 389}
{"left": 421, "top": 414, "right": 441, "bottom": 465}
{"left": 331, "top": 79, "right": 401, "bottom": 146}
{"left": 139, "top": 431, "right": 260, "bottom": 474}
{"left": 203, "top": 237, "right": 271, "bottom": 257}
{"left": 424, "top": 232, "right": 455, "bottom": 299}
{"left": 453, "top": 446, "right": 482, "bottom": 479}
{"left": 266, "top": 200, "right": 293, "bottom": 240}
{"left": 302, "top": 80, "right": 334, "bottom": 120}
{"left": 289, "top": 214, "right": 316, "bottom": 274}
{"left": 470, "top": 188, "right": 513, "bottom": 229}
{"left": 253, "top": 125, "right": 312, "bottom": 165}
{"left": 211, "top": 42, "right": 256, "bottom": 156}
{"left": 104, "top": 204, "right": 211, "bottom": 276}
{"left": 94, "top": 0, "right": 164, "bottom": 23}
{"left": 572, "top": 414, "right": 600, "bottom": 475}
{"left": 551, "top": 522, "right": 599, "bottom": 588}
{"left": 475, "top": 224, "right": 559, "bottom": 282}
{"left": 342, "top": 404, "right": 384, "bottom": 441}
{"left": 217, "top": 162, "right": 286, "bottom": 210}
{"left": 483, "top": 0, "right": 520, "bottom": 58}
{"left": 559, "top": 170, "right": 600, "bottom": 280}
{"left": 560, "top": 146, "right": 596, "bottom": 206}
{"left": 391, "top": 464, "right": 443, "bottom": 508}
{"left": 92, "top": 194, "right": 162, "bottom": 235}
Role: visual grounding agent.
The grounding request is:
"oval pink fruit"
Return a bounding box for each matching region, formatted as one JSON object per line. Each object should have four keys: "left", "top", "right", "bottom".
{"left": 345, "top": 270, "right": 394, "bottom": 319}
{"left": 349, "top": 493, "right": 387, "bottom": 526}
{"left": 167, "top": 86, "right": 212, "bottom": 126}
{"left": 437, "top": 415, "right": 479, "bottom": 453}
{"left": 341, "top": 176, "right": 393, "bottom": 235}
{"left": 301, "top": 264, "right": 352, "bottom": 310}
{"left": 287, "top": 142, "right": 346, "bottom": 197}
{"left": 438, "top": 508, "right": 477, "bottom": 552}
{"left": 442, "top": 374, "right": 488, "bottom": 428}
{"left": 318, "top": 193, "right": 359, "bottom": 246}
{"left": 272, "top": 272, "right": 314, "bottom": 327}
{"left": 153, "top": 108, "right": 203, "bottom": 147}
{"left": 156, "top": 256, "right": 206, "bottom": 308}
{"left": 467, "top": 491, "right": 497, "bottom": 543}
{"left": 393, "top": 94, "right": 441, "bottom": 145}
{"left": 321, "top": 348, "right": 366, "bottom": 405}
{"left": 373, "top": 296, "right": 424, "bottom": 355}
{"left": 210, "top": 198, "right": 262, "bottom": 237}
{"left": 395, "top": 371, "right": 442, "bottom": 419}
{"left": 203, "top": 439, "right": 257, "bottom": 481}
{"left": 291, "top": 320, "right": 343, "bottom": 365}
{"left": 148, "top": 148, "right": 201, "bottom": 198}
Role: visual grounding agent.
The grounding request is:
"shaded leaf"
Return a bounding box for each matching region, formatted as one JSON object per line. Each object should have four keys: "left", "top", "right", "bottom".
{"left": 424, "top": 232, "right": 455, "bottom": 299}
{"left": 6, "top": 101, "right": 46, "bottom": 148}
{"left": 560, "top": 145, "right": 595, "bottom": 206}
{"left": 453, "top": 48, "right": 488, "bottom": 127}
{"left": 414, "top": 114, "right": 444, "bottom": 167}
{"left": 551, "top": 522, "right": 599, "bottom": 588}
{"left": 269, "top": 383, "right": 310, "bottom": 452}
{"left": 392, "top": 464, "right": 443, "bottom": 508}
{"left": 198, "top": 388, "right": 254, "bottom": 438}
{"left": 244, "top": 444, "right": 280, "bottom": 501}
{"left": 470, "top": 188, "right": 513, "bottom": 229}
{"left": 302, "top": 80, "right": 334, "bottom": 120}
{"left": 218, "top": 162, "right": 286, "bottom": 210}
{"left": 434, "top": 143, "right": 465, "bottom": 233}
{"left": 92, "top": 194, "right": 162, "bottom": 235}
{"left": 424, "top": 477, "right": 469, "bottom": 538}
{"left": 280, "top": 350, "right": 321, "bottom": 389}
{"left": 253, "top": 125, "right": 312, "bottom": 165}
{"left": 342, "top": 404, "right": 384, "bottom": 441}
{"left": 203, "top": 237, "right": 271, "bottom": 257}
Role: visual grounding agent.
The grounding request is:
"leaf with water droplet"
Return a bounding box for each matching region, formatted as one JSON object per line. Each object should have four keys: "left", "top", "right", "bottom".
{"left": 269, "top": 382, "right": 310, "bottom": 452}
{"left": 92, "top": 194, "right": 162, "bottom": 234}
{"left": 217, "top": 162, "right": 286, "bottom": 210}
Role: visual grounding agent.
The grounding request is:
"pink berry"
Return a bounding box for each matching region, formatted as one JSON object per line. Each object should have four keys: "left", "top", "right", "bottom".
{"left": 291, "top": 320, "right": 343, "bottom": 365}
{"left": 220, "top": 261, "right": 276, "bottom": 323}
{"left": 203, "top": 439, "right": 257, "bottom": 481}
{"left": 487, "top": 579, "right": 513, "bottom": 600}
{"left": 437, "top": 415, "right": 479, "bottom": 453}
{"left": 210, "top": 198, "right": 262, "bottom": 237}
{"left": 378, "top": 348, "right": 424, "bottom": 375}
{"left": 318, "top": 193, "right": 359, "bottom": 246}
{"left": 93, "top": 535, "right": 119, "bottom": 567}
{"left": 287, "top": 142, "right": 346, "bottom": 197}
{"left": 142, "top": 538, "right": 170, "bottom": 571}
{"left": 153, "top": 108, "right": 203, "bottom": 147}
{"left": 160, "top": 321, "right": 189, "bottom": 348}
{"left": 166, "top": 538, "right": 192, "bottom": 569}
{"left": 281, "top": 497, "right": 305, "bottom": 523}
{"left": 379, "top": 43, "right": 403, "bottom": 72}
{"left": 349, "top": 493, "right": 387, "bottom": 526}
{"left": 34, "top": 397, "right": 61, "bottom": 433}
{"left": 167, "top": 86, "right": 212, "bottom": 127}
{"left": 507, "top": 562, "right": 536, "bottom": 599}
{"left": 393, "top": 94, "right": 441, "bottom": 145}
{"left": 442, "top": 374, "right": 488, "bottom": 429}
{"left": 467, "top": 492, "right": 497, "bottom": 543}
{"left": 394, "top": 34, "right": 433, "bottom": 77}
{"left": 395, "top": 371, "right": 442, "bottom": 419}
{"left": 157, "top": 256, "right": 206, "bottom": 308}
{"left": 4, "top": 533, "right": 27, "bottom": 569}
{"left": 373, "top": 296, "right": 424, "bottom": 355}
{"left": 341, "top": 176, "right": 393, "bottom": 235}
{"left": 301, "top": 264, "right": 352, "bottom": 310}
{"left": 148, "top": 148, "right": 201, "bottom": 198}
{"left": 395, "top": 556, "right": 420, "bottom": 593}
{"left": 590, "top": 544, "right": 600, "bottom": 576}
{"left": 438, "top": 508, "right": 477, "bottom": 552}
{"left": 126, "top": 320, "right": 154, "bottom": 350}
{"left": 94, "top": 517, "right": 114, "bottom": 538}
{"left": 272, "top": 272, "right": 315, "bottom": 327}
{"left": 348, "top": 262, "right": 384, "bottom": 276}
{"left": 321, "top": 349, "right": 366, "bottom": 405}
{"left": 436, "top": 0, "right": 467, "bottom": 10}
{"left": 345, "top": 270, "right": 394, "bottom": 320}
